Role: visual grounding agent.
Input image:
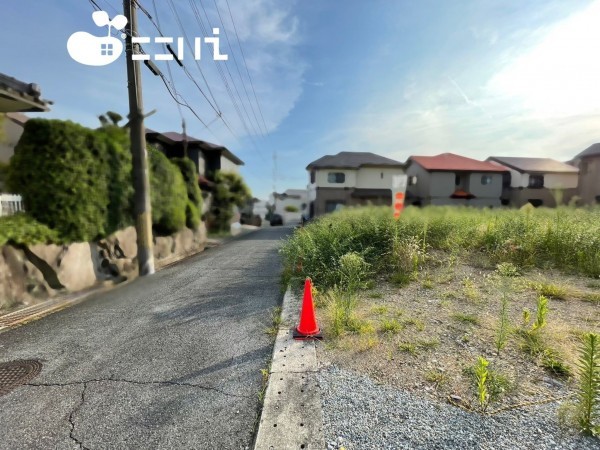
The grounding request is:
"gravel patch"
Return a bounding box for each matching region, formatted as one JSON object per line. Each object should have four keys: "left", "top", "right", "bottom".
{"left": 318, "top": 365, "right": 600, "bottom": 450}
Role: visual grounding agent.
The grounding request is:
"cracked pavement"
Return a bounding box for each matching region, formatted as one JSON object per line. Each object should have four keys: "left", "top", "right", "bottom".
{"left": 0, "top": 226, "right": 291, "bottom": 449}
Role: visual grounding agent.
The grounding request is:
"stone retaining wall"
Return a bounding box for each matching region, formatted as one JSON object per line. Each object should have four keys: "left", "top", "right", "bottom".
{"left": 0, "top": 224, "right": 207, "bottom": 311}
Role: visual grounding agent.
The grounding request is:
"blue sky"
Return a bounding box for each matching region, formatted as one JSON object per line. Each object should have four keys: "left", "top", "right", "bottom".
{"left": 4, "top": 0, "right": 600, "bottom": 199}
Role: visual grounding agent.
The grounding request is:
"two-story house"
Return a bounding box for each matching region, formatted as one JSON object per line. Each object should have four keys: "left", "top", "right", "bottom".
{"left": 486, "top": 156, "right": 578, "bottom": 207}
{"left": 306, "top": 151, "right": 405, "bottom": 217}
{"left": 570, "top": 144, "right": 600, "bottom": 206}
{"left": 145, "top": 130, "right": 244, "bottom": 181}
{"left": 406, "top": 153, "right": 507, "bottom": 207}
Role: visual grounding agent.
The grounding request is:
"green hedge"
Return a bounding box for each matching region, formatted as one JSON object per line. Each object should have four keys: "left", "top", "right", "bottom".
{"left": 7, "top": 119, "right": 110, "bottom": 242}
{"left": 171, "top": 157, "right": 202, "bottom": 229}
{"left": 97, "top": 125, "right": 133, "bottom": 233}
{"left": 148, "top": 146, "right": 187, "bottom": 235}
{"left": 0, "top": 213, "right": 60, "bottom": 246}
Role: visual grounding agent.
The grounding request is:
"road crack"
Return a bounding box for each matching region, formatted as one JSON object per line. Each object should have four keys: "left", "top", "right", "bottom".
{"left": 26, "top": 377, "right": 251, "bottom": 399}
{"left": 68, "top": 382, "right": 90, "bottom": 450}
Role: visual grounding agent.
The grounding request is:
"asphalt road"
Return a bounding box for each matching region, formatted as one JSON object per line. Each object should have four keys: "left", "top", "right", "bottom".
{"left": 0, "top": 226, "right": 291, "bottom": 450}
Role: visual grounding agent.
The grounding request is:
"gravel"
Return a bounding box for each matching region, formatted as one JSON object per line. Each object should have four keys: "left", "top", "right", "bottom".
{"left": 318, "top": 365, "right": 600, "bottom": 450}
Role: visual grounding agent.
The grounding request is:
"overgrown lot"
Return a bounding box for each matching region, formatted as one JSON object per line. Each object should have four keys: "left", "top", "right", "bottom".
{"left": 281, "top": 206, "right": 600, "bottom": 434}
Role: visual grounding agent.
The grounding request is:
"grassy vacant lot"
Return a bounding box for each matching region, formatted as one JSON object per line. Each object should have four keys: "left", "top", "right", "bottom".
{"left": 281, "top": 206, "right": 600, "bottom": 431}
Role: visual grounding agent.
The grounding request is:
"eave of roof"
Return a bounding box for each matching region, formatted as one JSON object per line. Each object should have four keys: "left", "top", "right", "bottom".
{"left": 487, "top": 156, "right": 578, "bottom": 174}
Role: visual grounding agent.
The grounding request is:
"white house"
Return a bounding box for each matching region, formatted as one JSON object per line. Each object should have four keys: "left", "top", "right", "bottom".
{"left": 306, "top": 151, "right": 405, "bottom": 217}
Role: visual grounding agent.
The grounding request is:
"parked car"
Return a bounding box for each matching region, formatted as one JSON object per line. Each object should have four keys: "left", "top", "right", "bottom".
{"left": 269, "top": 213, "right": 283, "bottom": 226}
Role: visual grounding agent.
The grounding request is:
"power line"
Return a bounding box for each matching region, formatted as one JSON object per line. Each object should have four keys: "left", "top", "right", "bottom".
{"left": 190, "top": 0, "right": 262, "bottom": 145}
{"left": 224, "top": 0, "right": 269, "bottom": 136}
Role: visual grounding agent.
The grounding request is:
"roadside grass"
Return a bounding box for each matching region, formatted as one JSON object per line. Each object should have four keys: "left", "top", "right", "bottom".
{"left": 284, "top": 205, "right": 600, "bottom": 423}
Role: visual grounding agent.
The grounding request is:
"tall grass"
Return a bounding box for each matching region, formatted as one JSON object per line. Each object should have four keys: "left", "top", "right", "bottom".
{"left": 281, "top": 206, "right": 600, "bottom": 289}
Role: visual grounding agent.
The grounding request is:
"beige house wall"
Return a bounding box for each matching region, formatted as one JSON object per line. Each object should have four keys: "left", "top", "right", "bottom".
{"left": 356, "top": 167, "right": 405, "bottom": 189}
{"left": 220, "top": 156, "right": 239, "bottom": 173}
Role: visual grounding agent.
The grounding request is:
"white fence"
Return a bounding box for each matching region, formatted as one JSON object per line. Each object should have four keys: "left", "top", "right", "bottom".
{"left": 0, "top": 194, "right": 24, "bottom": 217}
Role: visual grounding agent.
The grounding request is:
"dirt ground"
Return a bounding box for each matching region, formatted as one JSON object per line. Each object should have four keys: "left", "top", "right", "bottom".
{"left": 316, "top": 251, "right": 600, "bottom": 413}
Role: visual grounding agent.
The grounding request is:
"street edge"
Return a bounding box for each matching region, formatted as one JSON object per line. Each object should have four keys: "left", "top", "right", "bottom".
{"left": 253, "top": 284, "right": 325, "bottom": 450}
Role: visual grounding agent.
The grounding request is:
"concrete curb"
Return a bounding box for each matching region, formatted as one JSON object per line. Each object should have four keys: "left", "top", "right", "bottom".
{"left": 253, "top": 286, "right": 325, "bottom": 450}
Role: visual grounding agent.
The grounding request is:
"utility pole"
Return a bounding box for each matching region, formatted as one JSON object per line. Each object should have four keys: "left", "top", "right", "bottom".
{"left": 123, "top": 0, "right": 155, "bottom": 275}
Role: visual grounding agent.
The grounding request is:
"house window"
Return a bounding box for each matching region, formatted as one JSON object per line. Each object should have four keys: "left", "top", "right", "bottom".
{"left": 481, "top": 175, "right": 492, "bottom": 185}
{"left": 528, "top": 175, "right": 544, "bottom": 188}
{"left": 380, "top": 172, "right": 384, "bottom": 179}
{"left": 455, "top": 174, "right": 461, "bottom": 186}
{"left": 327, "top": 172, "right": 346, "bottom": 183}
{"left": 408, "top": 176, "right": 417, "bottom": 186}
{"left": 310, "top": 170, "right": 316, "bottom": 183}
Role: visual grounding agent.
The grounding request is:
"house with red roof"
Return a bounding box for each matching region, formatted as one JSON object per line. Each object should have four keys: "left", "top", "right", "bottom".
{"left": 486, "top": 156, "right": 578, "bottom": 207}
{"left": 406, "top": 153, "right": 508, "bottom": 207}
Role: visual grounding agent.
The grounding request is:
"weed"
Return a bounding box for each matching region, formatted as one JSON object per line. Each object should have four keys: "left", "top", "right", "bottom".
{"left": 380, "top": 318, "right": 403, "bottom": 334}
{"left": 474, "top": 356, "right": 490, "bottom": 411}
{"left": 398, "top": 341, "right": 417, "bottom": 354}
{"left": 390, "top": 271, "right": 412, "bottom": 287}
{"left": 462, "top": 276, "right": 480, "bottom": 302}
{"left": 356, "top": 334, "right": 379, "bottom": 351}
{"left": 404, "top": 317, "right": 425, "bottom": 331}
{"left": 541, "top": 348, "right": 572, "bottom": 378}
{"left": 265, "top": 306, "right": 283, "bottom": 336}
{"left": 518, "top": 328, "right": 546, "bottom": 356}
{"left": 575, "top": 333, "right": 600, "bottom": 435}
{"left": 339, "top": 252, "right": 372, "bottom": 293}
{"left": 452, "top": 313, "right": 480, "bottom": 325}
{"left": 530, "top": 281, "right": 569, "bottom": 300}
{"left": 496, "top": 262, "right": 520, "bottom": 277}
{"left": 326, "top": 289, "right": 359, "bottom": 337}
{"left": 371, "top": 305, "right": 388, "bottom": 315}
{"left": 495, "top": 294, "right": 511, "bottom": 354}
{"left": 532, "top": 295, "right": 549, "bottom": 331}
{"left": 421, "top": 272, "right": 434, "bottom": 289}
{"left": 464, "top": 360, "right": 513, "bottom": 408}
{"left": 368, "top": 292, "right": 384, "bottom": 299}
{"left": 580, "top": 292, "right": 600, "bottom": 304}
{"left": 425, "top": 369, "right": 448, "bottom": 387}
{"left": 417, "top": 338, "right": 440, "bottom": 350}
{"left": 522, "top": 308, "right": 531, "bottom": 328}
{"left": 586, "top": 280, "right": 600, "bottom": 289}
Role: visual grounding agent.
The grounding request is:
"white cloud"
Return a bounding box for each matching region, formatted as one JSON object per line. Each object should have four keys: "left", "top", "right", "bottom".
{"left": 323, "top": 1, "right": 600, "bottom": 163}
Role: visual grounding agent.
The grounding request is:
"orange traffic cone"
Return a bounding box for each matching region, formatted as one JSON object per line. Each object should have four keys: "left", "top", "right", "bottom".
{"left": 293, "top": 278, "right": 323, "bottom": 340}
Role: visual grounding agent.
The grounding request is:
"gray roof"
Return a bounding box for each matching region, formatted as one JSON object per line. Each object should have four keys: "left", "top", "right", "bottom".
{"left": 306, "top": 151, "right": 404, "bottom": 170}
{"left": 486, "top": 156, "right": 578, "bottom": 174}
{"left": 574, "top": 143, "right": 600, "bottom": 160}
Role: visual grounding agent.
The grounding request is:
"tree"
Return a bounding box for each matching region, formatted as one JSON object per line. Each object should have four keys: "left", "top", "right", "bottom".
{"left": 208, "top": 171, "right": 252, "bottom": 232}
{"left": 99, "top": 110, "right": 124, "bottom": 127}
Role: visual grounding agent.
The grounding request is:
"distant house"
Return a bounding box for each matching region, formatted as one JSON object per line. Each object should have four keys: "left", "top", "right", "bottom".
{"left": 272, "top": 189, "right": 308, "bottom": 215}
{"left": 570, "top": 144, "right": 600, "bottom": 206}
{"left": 145, "top": 130, "right": 244, "bottom": 216}
{"left": 486, "top": 157, "right": 578, "bottom": 207}
{"left": 0, "top": 112, "right": 29, "bottom": 164}
{"left": 406, "top": 153, "right": 507, "bottom": 207}
{"left": 145, "top": 129, "right": 244, "bottom": 182}
{"left": 306, "top": 151, "right": 405, "bottom": 217}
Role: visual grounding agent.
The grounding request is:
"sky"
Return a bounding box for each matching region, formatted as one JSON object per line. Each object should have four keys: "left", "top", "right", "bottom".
{"left": 3, "top": 0, "right": 600, "bottom": 200}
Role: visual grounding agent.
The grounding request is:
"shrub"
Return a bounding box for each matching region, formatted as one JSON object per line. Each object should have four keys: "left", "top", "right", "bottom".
{"left": 148, "top": 146, "right": 187, "bottom": 235}
{"left": 0, "top": 213, "right": 60, "bottom": 246}
{"left": 96, "top": 125, "right": 133, "bottom": 233}
{"left": 207, "top": 171, "right": 252, "bottom": 232}
{"left": 284, "top": 205, "right": 299, "bottom": 212}
{"left": 171, "top": 157, "right": 203, "bottom": 229}
{"left": 8, "top": 119, "right": 110, "bottom": 242}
